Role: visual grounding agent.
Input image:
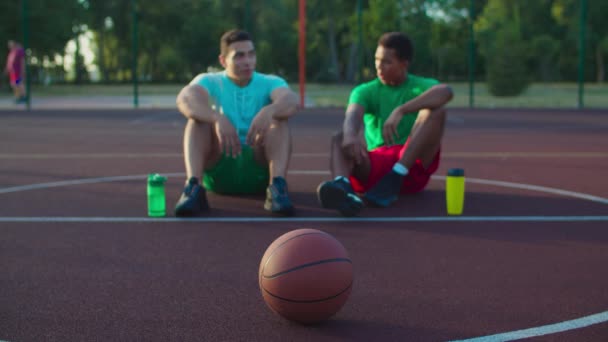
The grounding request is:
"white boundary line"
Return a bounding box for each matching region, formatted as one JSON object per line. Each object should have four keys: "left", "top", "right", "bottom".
{"left": 0, "top": 216, "right": 607, "bottom": 223}
{"left": 0, "top": 152, "right": 328, "bottom": 159}
{"left": 2, "top": 171, "right": 608, "bottom": 206}
{"left": 1, "top": 152, "right": 607, "bottom": 159}
{"left": 450, "top": 310, "right": 608, "bottom": 342}
{"left": 1, "top": 171, "right": 607, "bottom": 340}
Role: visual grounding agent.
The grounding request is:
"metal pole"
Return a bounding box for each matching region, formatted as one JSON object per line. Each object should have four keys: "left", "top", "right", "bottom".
{"left": 245, "top": 0, "right": 251, "bottom": 32}
{"left": 577, "top": 0, "right": 587, "bottom": 109}
{"left": 357, "top": 0, "right": 363, "bottom": 83}
{"left": 298, "top": 0, "right": 306, "bottom": 108}
{"left": 468, "top": 0, "right": 475, "bottom": 108}
{"left": 399, "top": 0, "right": 404, "bottom": 31}
{"left": 22, "top": 0, "right": 31, "bottom": 110}
{"left": 132, "top": 0, "right": 139, "bottom": 108}
{"left": 75, "top": 27, "right": 81, "bottom": 83}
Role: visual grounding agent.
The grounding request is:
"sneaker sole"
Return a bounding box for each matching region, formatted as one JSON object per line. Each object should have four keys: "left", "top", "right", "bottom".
{"left": 317, "top": 182, "right": 363, "bottom": 217}
{"left": 363, "top": 193, "right": 396, "bottom": 208}
{"left": 264, "top": 201, "right": 295, "bottom": 216}
{"left": 175, "top": 205, "right": 208, "bottom": 217}
{"left": 174, "top": 197, "right": 209, "bottom": 217}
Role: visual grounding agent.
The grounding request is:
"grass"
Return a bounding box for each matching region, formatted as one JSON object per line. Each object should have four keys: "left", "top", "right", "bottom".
{"left": 2, "top": 82, "right": 607, "bottom": 108}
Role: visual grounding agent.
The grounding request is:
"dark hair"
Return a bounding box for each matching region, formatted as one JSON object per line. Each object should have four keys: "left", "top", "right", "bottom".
{"left": 378, "top": 32, "right": 413, "bottom": 62}
{"left": 220, "top": 29, "right": 253, "bottom": 56}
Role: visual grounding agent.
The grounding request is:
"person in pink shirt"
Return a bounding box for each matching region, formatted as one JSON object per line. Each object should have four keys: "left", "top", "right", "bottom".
{"left": 5, "top": 40, "right": 27, "bottom": 104}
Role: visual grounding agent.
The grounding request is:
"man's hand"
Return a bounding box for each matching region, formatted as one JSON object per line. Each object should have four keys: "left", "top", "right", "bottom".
{"left": 382, "top": 108, "right": 404, "bottom": 145}
{"left": 342, "top": 132, "right": 367, "bottom": 165}
{"left": 246, "top": 110, "right": 273, "bottom": 146}
{"left": 214, "top": 115, "right": 241, "bottom": 158}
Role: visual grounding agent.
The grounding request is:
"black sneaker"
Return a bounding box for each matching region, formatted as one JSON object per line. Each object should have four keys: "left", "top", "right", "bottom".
{"left": 174, "top": 177, "right": 209, "bottom": 217}
{"left": 364, "top": 170, "right": 403, "bottom": 208}
{"left": 317, "top": 177, "right": 364, "bottom": 217}
{"left": 264, "top": 176, "right": 295, "bottom": 216}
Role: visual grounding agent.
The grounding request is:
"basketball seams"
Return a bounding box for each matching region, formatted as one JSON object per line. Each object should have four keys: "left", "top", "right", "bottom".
{"left": 262, "top": 282, "right": 353, "bottom": 304}
{"left": 262, "top": 258, "right": 352, "bottom": 279}
{"left": 259, "top": 229, "right": 353, "bottom": 323}
{"left": 261, "top": 231, "right": 334, "bottom": 276}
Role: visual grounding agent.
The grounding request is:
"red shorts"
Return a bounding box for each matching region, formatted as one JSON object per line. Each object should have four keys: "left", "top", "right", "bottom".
{"left": 9, "top": 72, "right": 22, "bottom": 85}
{"left": 349, "top": 139, "right": 440, "bottom": 194}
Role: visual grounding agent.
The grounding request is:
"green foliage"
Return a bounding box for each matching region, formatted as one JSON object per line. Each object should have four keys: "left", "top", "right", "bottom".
{"left": 2, "top": 0, "right": 607, "bottom": 87}
{"left": 476, "top": 0, "right": 531, "bottom": 96}
{"left": 530, "top": 35, "right": 561, "bottom": 81}
{"left": 485, "top": 26, "right": 530, "bottom": 96}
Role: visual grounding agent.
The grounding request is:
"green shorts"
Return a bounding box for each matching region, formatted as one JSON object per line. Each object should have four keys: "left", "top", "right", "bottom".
{"left": 203, "top": 146, "right": 269, "bottom": 195}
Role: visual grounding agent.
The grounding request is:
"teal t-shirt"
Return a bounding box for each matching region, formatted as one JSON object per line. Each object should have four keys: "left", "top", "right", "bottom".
{"left": 348, "top": 74, "right": 440, "bottom": 150}
{"left": 190, "top": 71, "right": 288, "bottom": 143}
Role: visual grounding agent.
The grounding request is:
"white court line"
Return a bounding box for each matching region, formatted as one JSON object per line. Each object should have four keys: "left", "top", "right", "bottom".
{"left": 2, "top": 171, "right": 607, "bottom": 207}
{"left": 433, "top": 176, "right": 608, "bottom": 205}
{"left": 450, "top": 310, "right": 608, "bottom": 342}
{"left": 1, "top": 152, "right": 608, "bottom": 159}
{"left": 0, "top": 216, "right": 607, "bottom": 223}
{"left": 1, "top": 172, "right": 607, "bottom": 340}
{"left": 0, "top": 153, "right": 181, "bottom": 159}
{"left": 0, "top": 172, "right": 323, "bottom": 194}
{"left": 0, "top": 152, "right": 324, "bottom": 159}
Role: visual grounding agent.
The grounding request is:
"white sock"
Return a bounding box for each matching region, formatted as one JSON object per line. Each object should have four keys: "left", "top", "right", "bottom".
{"left": 334, "top": 176, "right": 350, "bottom": 184}
{"left": 392, "top": 163, "right": 409, "bottom": 176}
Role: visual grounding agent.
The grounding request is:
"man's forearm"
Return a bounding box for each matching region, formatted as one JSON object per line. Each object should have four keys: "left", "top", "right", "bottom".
{"left": 397, "top": 84, "right": 453, "bottom": 115}
{"left": 260, "top": 93, "right": 299, "bottom": 120}
{"left": 343, "top": 110, "right": 364, "bottom": 136}
{"left": 176, "top": 87, "right": 221, "bottom": 124}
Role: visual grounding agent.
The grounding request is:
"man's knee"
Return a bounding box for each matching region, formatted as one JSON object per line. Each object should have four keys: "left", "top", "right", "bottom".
{"left": 418, "top": 107, "right": 446, "bottom": 120}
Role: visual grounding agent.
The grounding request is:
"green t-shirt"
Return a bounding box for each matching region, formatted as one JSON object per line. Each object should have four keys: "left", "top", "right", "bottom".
{"left": 348, "top": 74, "right": 440, "bottom": 150}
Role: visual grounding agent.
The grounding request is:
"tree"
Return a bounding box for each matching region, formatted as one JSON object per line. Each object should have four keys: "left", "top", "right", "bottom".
{"left": 476, "top": 0, "right": 530, "bottom": 96}
{"left": 553, "top": 0, "right": 608, "bottom": 83}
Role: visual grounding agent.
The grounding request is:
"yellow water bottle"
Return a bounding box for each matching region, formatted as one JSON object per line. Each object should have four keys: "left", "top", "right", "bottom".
{"left": 446, "top": 168, "right": 465, "bottom": 215}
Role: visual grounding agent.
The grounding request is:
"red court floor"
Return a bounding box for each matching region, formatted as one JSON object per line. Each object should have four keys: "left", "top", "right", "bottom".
{"left": 1, "top": 107, "right": 607, "bottom": 341}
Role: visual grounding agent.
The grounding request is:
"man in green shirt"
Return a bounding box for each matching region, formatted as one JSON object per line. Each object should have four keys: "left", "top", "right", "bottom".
{"left": 317, "top": 32, "right": 453, "bottom": 216}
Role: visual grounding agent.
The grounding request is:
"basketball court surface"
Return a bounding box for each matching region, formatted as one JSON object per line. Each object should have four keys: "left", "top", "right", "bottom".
{"left": 1, "top": 107, "right": 607, "bottom": 341}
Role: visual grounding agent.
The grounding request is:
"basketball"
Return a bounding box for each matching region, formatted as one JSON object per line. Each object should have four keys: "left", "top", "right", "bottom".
{"left": 258, "top": 228, "right": 353, "bottom": 324}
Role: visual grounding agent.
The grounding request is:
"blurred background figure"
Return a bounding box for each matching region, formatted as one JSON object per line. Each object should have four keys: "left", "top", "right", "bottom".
{"left": 5, "top": 40, "right": 26, "bottom": 104}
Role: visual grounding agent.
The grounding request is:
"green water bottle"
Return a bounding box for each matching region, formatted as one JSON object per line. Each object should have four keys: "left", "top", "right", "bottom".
{"left": 147, "top": 173, "right": 167, "bottom": 217}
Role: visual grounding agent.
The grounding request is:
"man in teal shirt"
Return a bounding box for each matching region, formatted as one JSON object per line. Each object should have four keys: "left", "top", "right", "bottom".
{"left": 175, "top": 29, "right": 299, "bottom": 216}
{"left": 317, "top": 32, "right": 453, "bottom": 216}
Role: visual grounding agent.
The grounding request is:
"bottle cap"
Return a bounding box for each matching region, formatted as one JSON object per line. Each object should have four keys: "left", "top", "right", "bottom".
{"left": 148, "top": 173, "right": 167, "bottom": 185}
{"left": 447, "top": 168, "right": 464, "bottom": 177}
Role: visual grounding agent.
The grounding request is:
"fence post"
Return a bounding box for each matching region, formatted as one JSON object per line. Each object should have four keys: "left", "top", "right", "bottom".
{"left": 132, "top": 0, "right": 139, "bottom": 108}
{"left": 357, "top": 0, "right": 363, "bottom": 83}
{"left": 299, "top": 0, "right": 306, "bottom": 108}
{"left": 468, "top": 0, "right": 475, "bottom": 109}
{"left": 577, "top": 0, "right": 587, "bottom": 109}
{"left": 22, "top": 0, "right": 31, "bottom": 110}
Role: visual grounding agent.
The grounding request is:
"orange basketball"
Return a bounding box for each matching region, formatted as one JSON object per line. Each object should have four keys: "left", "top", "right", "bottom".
{"left": 258, "top": 228, "right": 353, "bottom": 324}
